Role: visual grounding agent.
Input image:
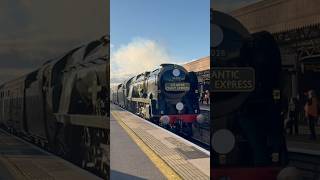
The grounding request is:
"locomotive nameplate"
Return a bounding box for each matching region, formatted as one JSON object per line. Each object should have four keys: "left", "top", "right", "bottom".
{"left": 211, "top": 67, "right": 255, "bottom": 92}
{"left": 165, "top": 83, "right": 190, "bottom": 92}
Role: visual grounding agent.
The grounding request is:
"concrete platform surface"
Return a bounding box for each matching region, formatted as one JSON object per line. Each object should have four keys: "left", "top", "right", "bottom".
{"left": 110, "top": 104, "right": 210, "bottom": 180}
{"left": 110, "top": 112, "right": 165, "bottom": 180}
{"left": 0, "top": 129, "right": 101, "bottom": 180}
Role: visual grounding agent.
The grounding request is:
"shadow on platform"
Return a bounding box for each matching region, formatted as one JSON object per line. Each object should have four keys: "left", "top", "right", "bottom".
{"left": 110, "top": 170, "right": 147, "bottom": 180}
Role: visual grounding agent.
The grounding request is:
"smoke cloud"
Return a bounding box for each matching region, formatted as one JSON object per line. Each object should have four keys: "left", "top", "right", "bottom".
{"left": 111, "top": 38, "right": 176, "bottom": 83}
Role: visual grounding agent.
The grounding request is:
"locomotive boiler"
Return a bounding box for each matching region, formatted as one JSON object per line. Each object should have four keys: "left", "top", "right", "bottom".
{"left": 111, "top": 64, "right": 202, "bottom": 136}
{"left": 0, "top": 36, "right": 109, "bottom": 179}
{"left": 211, "top": 10, "right": 288, "bottom": 180}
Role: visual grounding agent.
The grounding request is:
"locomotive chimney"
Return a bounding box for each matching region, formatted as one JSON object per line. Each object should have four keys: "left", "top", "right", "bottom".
{"left": 144, "top": 71, "right": 150, "bottom": 76}
{"left": 160, "top": 63, "right": 174, "bottom": 67}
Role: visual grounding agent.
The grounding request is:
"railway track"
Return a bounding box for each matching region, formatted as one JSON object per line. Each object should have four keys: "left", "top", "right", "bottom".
{"left": 288, "top": 151, "right": 320, "bottom": 180}
{"left": 189, "top": 136, "right": 210, "bottom": 150}
{"left": 190, "top": 121, "right": 210, "bottom": 150}
{"left": 192, "top": 109, "right": 210, "bottom": 150}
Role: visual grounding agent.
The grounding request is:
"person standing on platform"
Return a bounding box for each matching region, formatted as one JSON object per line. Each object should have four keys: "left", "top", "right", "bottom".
{"left": 304, "top": 90, "right": 318, "bottom": 140}
{"left": 205, "top": 90, "right": 209, "bottom": 105}
{"left": 288, "top": 98, "right": 299, "bottom": 135}
{"left": 200, "top": 92, "right": 205, "bottom": 104}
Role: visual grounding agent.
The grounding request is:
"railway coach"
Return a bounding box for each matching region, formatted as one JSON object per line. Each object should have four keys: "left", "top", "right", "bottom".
{"left": 0, "top": 77, "right": 25, "bottom": 134}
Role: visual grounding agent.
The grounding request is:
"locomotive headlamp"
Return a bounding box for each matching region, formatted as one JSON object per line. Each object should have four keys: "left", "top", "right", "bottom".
{"left": 196, "top": 114, "right": 205, "bottom": 124}
{"left": 212, "top": 129, "right": 235, "bottom": 154}
{"left": 160, "top": 115, "right": 170, "bottom": 125}
{"left": 172, "top": 69, "right": 180, "bottom": 77}
{"left": 176, "top": 102, "right": 184, "bottom": 111}
{"left": 212, "top": 24, "right": 224, "bottom": 47}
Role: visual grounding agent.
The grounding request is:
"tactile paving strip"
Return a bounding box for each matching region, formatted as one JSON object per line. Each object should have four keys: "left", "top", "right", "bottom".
{"left": 165, "top": 137, "right": 209, "bottom": 159}
{"left": 114, "top": 111, "right": 209, "bottom": 180}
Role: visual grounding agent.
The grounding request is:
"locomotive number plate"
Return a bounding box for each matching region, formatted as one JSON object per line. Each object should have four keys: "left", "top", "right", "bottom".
{"left": 211, "top": 67, "right": 255, "bottom": 92}
{"left": 165, "top": 83, "right": 190, "bottom": 91}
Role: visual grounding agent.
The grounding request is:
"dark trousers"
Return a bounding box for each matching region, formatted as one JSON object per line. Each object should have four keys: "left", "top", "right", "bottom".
{"left": 308, "top": 115, "right": 317, "bottom": 140}
{"left": 289, "top": 111, "right": 299, "bottom": 135}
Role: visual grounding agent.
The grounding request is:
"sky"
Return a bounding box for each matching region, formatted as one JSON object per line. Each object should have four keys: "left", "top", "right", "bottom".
{"left": 0, "top": 0, "right": 108, "bottom": 84}
{"left": 0, "top": 0, "right": 264, "bottom": 84}
{"left": 110, "top": 0, "right": 210, "bottom": 83}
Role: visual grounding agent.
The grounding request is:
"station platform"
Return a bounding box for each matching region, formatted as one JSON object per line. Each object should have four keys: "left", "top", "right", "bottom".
{"left": 110, "top": 108, "right": 165, "bottom": 179}
{"left": 287, "top": 135, "right": 320, "bottom": 156}
{"left": 286, "top": 125, "right": 320, "bottom": 155}
{"left": 110, "top": 104, "right": 210, "bottom": 180}
{"left": 0, "top": 129, "right": 101, "bottom": 180}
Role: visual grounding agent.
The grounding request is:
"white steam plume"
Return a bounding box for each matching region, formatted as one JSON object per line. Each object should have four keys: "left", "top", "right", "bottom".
{"left": 111, "top": 38, "right": 175, "bottom": 84}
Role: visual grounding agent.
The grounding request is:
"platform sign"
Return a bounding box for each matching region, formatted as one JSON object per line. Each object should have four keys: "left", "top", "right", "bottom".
{"left": 211, "top": 67, "right": 255, "bottom": 92}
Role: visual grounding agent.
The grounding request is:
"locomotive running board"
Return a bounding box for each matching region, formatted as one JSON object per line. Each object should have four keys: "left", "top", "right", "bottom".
{"left": 130, "top": 98, "right": 151, "bottom": 104}
{"left": 54, "top": 114, "right": 109, "bottom": 129}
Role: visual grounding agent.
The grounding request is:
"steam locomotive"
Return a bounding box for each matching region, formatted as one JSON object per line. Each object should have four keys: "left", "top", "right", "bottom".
{"left": 0, "top": 36, "right": 109, "bottom": 178}
{"left": 211, "top": 10, "right": 288, "bottom": 179}
{"left": 111, "top": 64, "right": 203, "bottom": 136}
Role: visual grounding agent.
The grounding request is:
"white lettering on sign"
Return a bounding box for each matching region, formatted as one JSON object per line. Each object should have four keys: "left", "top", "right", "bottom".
{"left": 212, "top": 68, "right": 255, "bottom": 92}
{"left": 212, "top": 70, "right": 240, "bottom": 79}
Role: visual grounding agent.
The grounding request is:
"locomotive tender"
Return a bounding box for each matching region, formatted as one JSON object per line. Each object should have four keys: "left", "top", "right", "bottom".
{"left": 0, "top": 36, "right": 109, "bottom": 178}
{"left": 111, "top": 64, "right": 203, "bottom": 136}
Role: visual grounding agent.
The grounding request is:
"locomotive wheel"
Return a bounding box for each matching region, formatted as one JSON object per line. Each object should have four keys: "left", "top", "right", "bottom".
{"left": 80, "top": 127, "right": 108, "bottom": 179}
{"left": 81, "top": 127, "right": 93, "bottom": 169}
{"left": 173, "top": 122, "right": 181, "bottom": 134}
{"left": 97, "top": 129, "right": 109, "bottom": 179}
{"left": 45, "top": 114, "right": 58, "bottom": 151}
{"left": 183, "top": 123, "right": 193, "bottom": 137}
{"left": 151, "top": 117, "right": 159, "bottom": 124}
{"left": 148, "top": 106, "right": 158, "bottom": 123}
{"left": 57, "top": 125, "right": 82, "bottom": 164}
{"left": 54, "top": 124, "right": 68, "bottom": 158}
{"left": 56, "top": 139, "right": 68, "bottom": 158}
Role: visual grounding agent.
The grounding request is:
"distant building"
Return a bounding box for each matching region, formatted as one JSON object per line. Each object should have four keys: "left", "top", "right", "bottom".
{"left": 230, "top": 0, "right": 320, "bottom": 99}
{"left": 183, "top": 56, "right": 210, "bottom": 94}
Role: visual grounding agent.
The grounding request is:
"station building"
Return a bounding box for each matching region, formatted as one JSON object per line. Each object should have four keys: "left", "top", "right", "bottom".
{"left": 183, "top": 56, "right": 210, "bottom": 95}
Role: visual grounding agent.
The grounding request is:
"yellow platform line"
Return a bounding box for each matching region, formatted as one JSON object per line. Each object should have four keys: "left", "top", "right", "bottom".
{"left": 111, "top": 111, "right": 182, "bottom": 180}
